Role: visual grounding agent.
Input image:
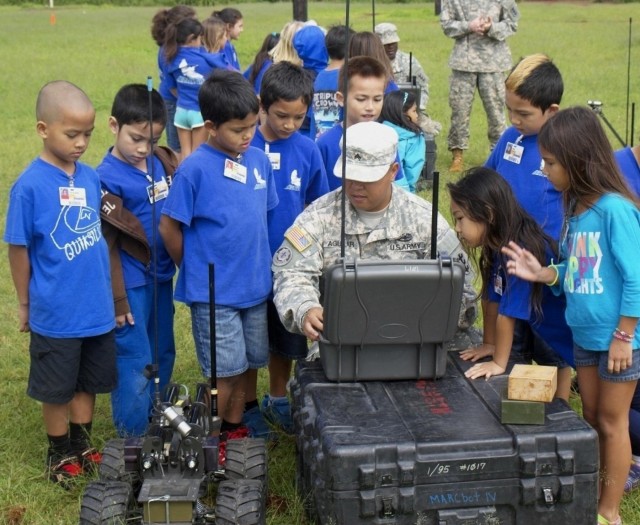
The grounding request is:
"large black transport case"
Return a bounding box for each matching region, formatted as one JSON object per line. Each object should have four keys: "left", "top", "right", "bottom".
{"left": 292, "top": 354, "right": 598, "bottom": 525}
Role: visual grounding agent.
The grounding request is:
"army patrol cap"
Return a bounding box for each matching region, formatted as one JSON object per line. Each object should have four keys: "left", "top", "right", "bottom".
{"left": 334, "top": 122, "right": 398, "bottom": 183}
{"left": 374, "top": 22, "right": 400, "bottom": 45}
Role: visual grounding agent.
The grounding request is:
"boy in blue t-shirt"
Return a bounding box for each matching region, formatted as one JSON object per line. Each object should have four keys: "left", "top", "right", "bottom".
{"left": 312, "top": 25, "right": 354, "bottom": 139}
{"left": 160, "top": 70, "right": 278, "bottom": 457}
{"left": 317, "top": 56, "right": 404, "bottom": 191}
{"left": 463, "top": 54, "right": 573, "bottom": 397}
{"left": 485, "top": 54, "right": 563, "bottom": 240}
{"left": 245, "top": 62, "right": 329, "bottom": 437}
{"left": 4, "top": 81, "right": 116, "bottom": 486}
{"left": 97, "top": 84, "right": 179, "bottom": 437}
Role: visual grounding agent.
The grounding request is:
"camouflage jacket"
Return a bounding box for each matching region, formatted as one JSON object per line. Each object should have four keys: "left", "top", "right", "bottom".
{"left": 440, "top": 0, "right": 519, "bottom": 73}
{"left": 391, "top": 50, "right": 430, "bottom": 111}
{"left": 272, "top": 188, "right": 477, "bottom": 334}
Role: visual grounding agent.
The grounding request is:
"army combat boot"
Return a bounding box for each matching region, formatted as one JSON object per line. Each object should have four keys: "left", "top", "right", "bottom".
{"left": 449, "top": 148, "right": 463, "bottom": 173}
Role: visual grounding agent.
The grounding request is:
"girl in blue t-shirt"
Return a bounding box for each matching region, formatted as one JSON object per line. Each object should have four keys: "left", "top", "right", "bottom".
{"left": 202, "top": 16, "right": 234, "bottom": 72}
{"left": 212, "top": 7, "right": 243, "bottom": 71}
{"left": 202, "top": 16, "right": 227, "bottom": 55}
{"left": 348, "top": 31, "right": 399, "bottom": 93}
{"left": 380, "top": 90, "right": 425, "bottom": 194}
{"left": 244, "top": 32, "right": 280, "bottom": 94}
{"left": 448, "top": 167, "right": 573, "bottom": 401}
{"left": 151, "top": 5, "right": 197, "bottom": 153}
{"left": 165, "top": 17, "right": 211, "bottom": 159}
{"left": 503, "top": 106, "right": 640, "bottom": 525}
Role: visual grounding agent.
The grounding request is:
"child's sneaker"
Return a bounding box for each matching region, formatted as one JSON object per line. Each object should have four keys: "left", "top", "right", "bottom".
{"left": 262, "top": 394, "right": 293, "bottom": 434}
{"left": 218, "top": 426, "right": 249, "bottom": 468}
{"left": 624, "top": 463, "right": 640, "bottom": 493}
{"left": 77, "top": 447, "right": 102, "bottom": 474}
{"left": 242, "top": 405, "right": 273, "bottom": 440}
{"left": 48, "top": 453, "right": 83, "bottom": 488}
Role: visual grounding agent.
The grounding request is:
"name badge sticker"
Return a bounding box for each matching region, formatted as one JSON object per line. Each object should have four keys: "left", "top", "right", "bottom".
{"left": 147, "top": 178, "right": 169, "bottom": 203}
{"left": 267, "top": 152, "right": 281, "bottom": 171}
{"left": 224, "top": 159, "right": 248, "bottom": 184}
{"left": 503, "top": 142, "right": 524, "bottom": 164}
{"left": 59, "top": 187, "right": 87, "bottom": 207}
{"left": 494, "top": 273, "right": 503, "bottom": 296}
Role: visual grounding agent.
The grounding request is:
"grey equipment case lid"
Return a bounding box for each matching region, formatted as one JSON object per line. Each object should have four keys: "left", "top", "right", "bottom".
{"left": 321, "top": 257, "right": 464, "bottom": 346}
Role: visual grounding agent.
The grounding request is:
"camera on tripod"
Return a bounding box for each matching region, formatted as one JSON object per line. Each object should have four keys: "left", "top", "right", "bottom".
{"left": 586, "top": 99, "right": 629, "bottom": 147}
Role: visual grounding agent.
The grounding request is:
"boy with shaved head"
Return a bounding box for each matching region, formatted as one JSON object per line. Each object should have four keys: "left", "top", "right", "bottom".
{"left": 4, "top": 80, "right": 116, "bottom": 486}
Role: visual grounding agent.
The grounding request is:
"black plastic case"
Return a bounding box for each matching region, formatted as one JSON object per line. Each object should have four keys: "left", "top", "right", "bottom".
{"left": 292, "top": 354, "right": 598, "bottom": 525}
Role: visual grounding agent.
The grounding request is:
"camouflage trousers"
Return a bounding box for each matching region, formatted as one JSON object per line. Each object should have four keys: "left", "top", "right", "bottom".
{"left": 447, "top": 70, "right": 506, "bottom": 151}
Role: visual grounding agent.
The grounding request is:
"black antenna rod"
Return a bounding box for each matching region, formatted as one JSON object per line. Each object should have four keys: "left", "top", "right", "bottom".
{"left": 430, "top": 172, "right": 439, "bottom": 260}
{"left": 371, "top": 0, "right": 375, "bottom": 31}
{"left": 409, "top": 51, "right": 413, "bottom": 83}
{"left": 632, "top": 102, "right": 636, "bottom": 148}
{"left": 339, "top": 0, "right": 351, "bottom": 260}
{"left": 208, "top": 263, "right": 219, "bottom": 419}
{"left": 626, "top": 18, "right": 632, "bottom": 146}
{"left": 147, "top": 76, "right": 162, "bottom": 410}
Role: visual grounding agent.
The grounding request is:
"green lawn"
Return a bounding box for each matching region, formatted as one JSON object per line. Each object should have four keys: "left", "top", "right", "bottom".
{"left": 0, "top": 2, "right": 639, "bottom": 523}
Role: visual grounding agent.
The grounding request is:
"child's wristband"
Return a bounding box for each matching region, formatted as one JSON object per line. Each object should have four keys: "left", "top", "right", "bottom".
{"left": 547, "top": 264, "right": 559, "bottom": 287}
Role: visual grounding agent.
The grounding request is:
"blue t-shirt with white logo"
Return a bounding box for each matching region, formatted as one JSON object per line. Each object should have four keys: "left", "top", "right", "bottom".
{"left": 161, "top": 143, "right": 278, "bottom": 307}
{"left": 168, "top": 46, "right": 214, "bottom": 112}
{"left": 4, "top": 158, "right": 115, "bottom": 337}
{"left": 251, "top": 127, "right": 328, "bottom": 254}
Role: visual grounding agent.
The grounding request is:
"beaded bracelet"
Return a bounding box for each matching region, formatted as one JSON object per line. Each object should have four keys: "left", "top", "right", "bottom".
{"left": 613, "top": 327, "right": 634, "bottom": 343}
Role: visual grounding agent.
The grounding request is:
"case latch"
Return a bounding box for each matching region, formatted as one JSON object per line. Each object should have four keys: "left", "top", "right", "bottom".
{"left": 543, "top": 487, "right": 555, "bottom": 505}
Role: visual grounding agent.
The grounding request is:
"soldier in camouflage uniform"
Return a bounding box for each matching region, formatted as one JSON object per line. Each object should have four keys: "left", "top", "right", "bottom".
{"left": 440, "top": 0, "right": 520, "bottom": 172}
{"left": 375, "top": 23, "right": 430, "bottom": 112}
{"left": 375, "top": 22, "right": 440, "bottom": 189}
{"left": 374, "top": 22, "right": 441, "bottom": 135}
{"left": 272, "top": 122, "right": 480, "bottom": 352}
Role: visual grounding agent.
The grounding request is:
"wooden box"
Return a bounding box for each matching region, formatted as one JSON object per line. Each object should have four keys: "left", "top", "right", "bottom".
{"left": 508, "top": 364, "right": 557, "bottom": 403}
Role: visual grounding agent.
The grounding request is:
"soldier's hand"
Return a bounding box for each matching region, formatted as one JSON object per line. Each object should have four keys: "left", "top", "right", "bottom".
{"left": 469, "top": 16, "right": 486, "bottom": 34}
{"left": 302, "top": 307, "right": 324, "bottom": 341}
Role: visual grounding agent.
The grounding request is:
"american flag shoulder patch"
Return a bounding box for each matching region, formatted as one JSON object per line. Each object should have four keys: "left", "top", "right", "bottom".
{"left": 286, "top": 226, "right": 312, "bottom": 252}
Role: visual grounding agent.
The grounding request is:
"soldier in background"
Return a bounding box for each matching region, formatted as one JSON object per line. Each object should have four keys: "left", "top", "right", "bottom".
{"left": 272, "top": 121, "right": 479, "bottom": 351}
{"left": 440, "top": 0, "right": 519, "bottom": 173}
{"left": 374, "top": 22, "right": 441, "bottom": 137}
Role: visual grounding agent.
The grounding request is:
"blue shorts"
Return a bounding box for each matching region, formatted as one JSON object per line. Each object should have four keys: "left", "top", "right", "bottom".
{"left": 28, "top": 330, "right": 117, "bottom": 404}
{"left": 174, "top": 107, "right": 204, "bottom": 130}
{"left": 573, "top": 344, "right": 640, "bottom": 382}
{"left": 190, "top": 302, "right": 269, "bottom": 378}
{"left": 267, "top": 300, "right": 308, "bottom": 360}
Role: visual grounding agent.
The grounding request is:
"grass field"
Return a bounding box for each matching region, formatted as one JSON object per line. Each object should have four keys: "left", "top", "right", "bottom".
{"left": 1, "top": 2, "right": 640, "bottom": 524}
